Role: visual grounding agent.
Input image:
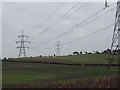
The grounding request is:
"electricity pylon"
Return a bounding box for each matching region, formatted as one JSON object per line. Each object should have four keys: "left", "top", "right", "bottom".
{"left": 16, "top": 30, "right": 30, "bottom": 58}
{"left": 56, "top": 41, "right": 61, "bottom": 56}
{"left": 108, "top": 0, "right": 120, "bottom": 69}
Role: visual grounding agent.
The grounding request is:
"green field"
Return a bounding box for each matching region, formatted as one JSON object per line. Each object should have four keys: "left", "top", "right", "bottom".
{"left": 2, "top": 54, "right": 119, "bottom": 88}
{"left": 7, "top": 54, "right": 118, "bottom": 64}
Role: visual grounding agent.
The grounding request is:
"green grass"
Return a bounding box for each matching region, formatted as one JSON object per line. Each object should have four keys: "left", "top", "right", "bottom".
{"left": 2, "top": 61, "right": 119, "bottom": 88}
{"left": 2, "top": 54, "right": 119, "bottom": 88}
{"left": 7, "top": 54, "right": 118, "bottom": 64}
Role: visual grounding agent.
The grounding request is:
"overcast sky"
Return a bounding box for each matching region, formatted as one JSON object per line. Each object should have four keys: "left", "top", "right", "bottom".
{"left": 2, "top": 1, "right": 117, "bottom": 58}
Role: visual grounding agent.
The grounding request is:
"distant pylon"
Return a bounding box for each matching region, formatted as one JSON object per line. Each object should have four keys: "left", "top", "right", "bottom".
{"left": 56, "top": 41, "right": 61, "bottom": 56}
{"left": 16, "top": 30, "right": 30, "bottom": 58}
{"left": 108, "top": 0, "right": 120, "bottom": 69}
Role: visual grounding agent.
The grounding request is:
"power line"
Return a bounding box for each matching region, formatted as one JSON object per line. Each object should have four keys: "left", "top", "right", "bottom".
{"left": 49, "top": 7, "right": 115, "bottom": 41}
{"left": 26, "top": 2, "right": 116, "bottom": 57}
{"left": 38, "top": 6, "right": 115, "bottom": 45}
{"left": 30, "top": 6, "right": 115, "bottom": 49}
{"left": 30, "top": 5, "right": 109, "bottom": 48}
{"left": 29, "top": 2, "right": 81, "bottom": 40}
{"left": 62, "top": 24, "right": 114, "bottom": 45}
{"left": 30, "top": 24, "right": 113, "bottom": 50}
{"left": 29, "top": 3, "right": 116, "bottom": 50}
{"left": 30, "top": 2, "right": 116, "bottom": 41}
{"left": 26, "top": 2, "right": 66, "bottom": 36}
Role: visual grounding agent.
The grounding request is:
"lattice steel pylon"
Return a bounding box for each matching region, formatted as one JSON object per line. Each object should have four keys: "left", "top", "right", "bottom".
{"left": 16, "top": 30, "right": 30, "bottom": 58}
{"left": 108, "top": 0, "right": 120, "bottom": 69}
{"left": 56, "top": 41, "right": 61, "bottom": 57}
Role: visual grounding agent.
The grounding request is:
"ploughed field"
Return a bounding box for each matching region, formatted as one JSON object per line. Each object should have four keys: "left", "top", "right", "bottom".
{"left": 2, "top": 54, "right": 119, "bottom": 88}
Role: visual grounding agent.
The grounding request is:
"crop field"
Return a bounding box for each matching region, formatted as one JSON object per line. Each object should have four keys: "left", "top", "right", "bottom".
{"left": 2, "top": 54, "right": 119, "bottom": 88}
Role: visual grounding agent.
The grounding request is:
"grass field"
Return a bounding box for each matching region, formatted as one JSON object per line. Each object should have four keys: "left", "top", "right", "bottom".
{"left": 2, "top": 54, "right": 119, "bottom": 88}
{"left": 7, "top": 54, "right": 118, "bottom": 64}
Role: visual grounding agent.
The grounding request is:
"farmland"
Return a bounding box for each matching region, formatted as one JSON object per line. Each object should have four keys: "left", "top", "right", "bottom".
{"left": 2, "top": 54, "right": 119, "bottom": 88}
{"left": 6, "top": 54, "right": 118, "bottom": 64}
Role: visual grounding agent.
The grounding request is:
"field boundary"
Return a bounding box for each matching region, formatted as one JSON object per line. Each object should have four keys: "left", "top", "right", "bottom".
{"left": 2, "top": 60, "right": 120, "bottom": 66}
